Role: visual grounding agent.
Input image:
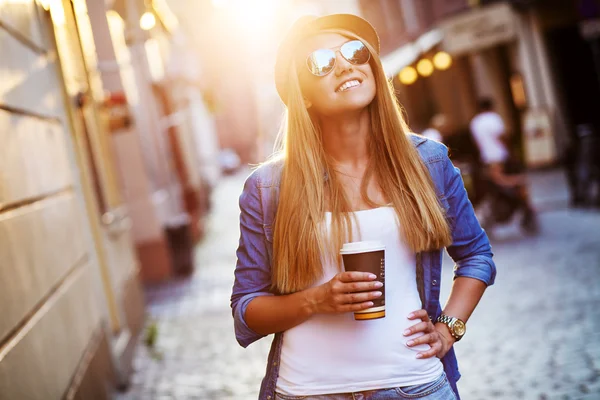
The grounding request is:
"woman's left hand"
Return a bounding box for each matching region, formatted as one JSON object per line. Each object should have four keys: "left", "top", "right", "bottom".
{"left": 404, "top": 309, "right": 455, "bottom": 359}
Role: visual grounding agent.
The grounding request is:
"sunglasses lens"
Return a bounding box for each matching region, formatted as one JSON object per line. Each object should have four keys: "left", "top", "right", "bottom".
{"left": 341, "top": 40, "right": 370, "bottom": 65}
{"left": 307, "top": 49, "right": 336, "bottom": 76}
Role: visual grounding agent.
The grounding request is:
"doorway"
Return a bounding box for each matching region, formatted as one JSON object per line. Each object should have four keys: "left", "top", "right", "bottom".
{"left": 546, "top": 25, "right": 600, "bottom": 136}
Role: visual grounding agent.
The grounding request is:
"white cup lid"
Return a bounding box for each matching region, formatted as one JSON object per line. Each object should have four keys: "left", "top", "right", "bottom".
{"left": 340, "top": 240, "right": 385, "bottom": 255}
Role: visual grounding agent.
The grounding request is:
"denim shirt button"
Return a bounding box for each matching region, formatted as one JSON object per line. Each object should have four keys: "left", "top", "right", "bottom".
{"left": 432, "top": 280, "right": 438, "bottom": 286}
{"left": 273, "top": 362, "right": 278, "bottom": 366}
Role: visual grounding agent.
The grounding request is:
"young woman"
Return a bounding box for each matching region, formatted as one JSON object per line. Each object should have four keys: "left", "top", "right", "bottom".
{"left": 231, "top": 14, "right": 496, "bottom": 400}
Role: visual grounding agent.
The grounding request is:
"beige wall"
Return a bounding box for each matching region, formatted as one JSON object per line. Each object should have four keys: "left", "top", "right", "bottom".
{"left": 103, "top": 3, "right": 174, "bottom": 281}
{"left": 0, "top": 2, "right": 112, "bottom": 398}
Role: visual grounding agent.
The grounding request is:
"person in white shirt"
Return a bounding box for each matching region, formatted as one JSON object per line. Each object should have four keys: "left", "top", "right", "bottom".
{"left": 470, "top": 98, "right": 538, "bottom": 233}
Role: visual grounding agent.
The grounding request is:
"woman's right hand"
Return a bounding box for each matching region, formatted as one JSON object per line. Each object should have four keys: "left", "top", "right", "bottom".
{"left": 307, "top": 271, "right": 383, "bottom": 315}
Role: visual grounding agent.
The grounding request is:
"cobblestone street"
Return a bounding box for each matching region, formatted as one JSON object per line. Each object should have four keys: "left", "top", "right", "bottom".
{"left": 117, "top": 168, "right": 600, "bottom": 400}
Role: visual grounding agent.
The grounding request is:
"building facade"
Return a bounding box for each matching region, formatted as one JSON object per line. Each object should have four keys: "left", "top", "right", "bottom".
{"left": 0, "top": 0, "right": 220, "bottom": 398}
{"left": 0, "top": 0, "right": 143, "bottom": 398}
{"left": 368, "top": 0, "right": 572, "bottom": 169}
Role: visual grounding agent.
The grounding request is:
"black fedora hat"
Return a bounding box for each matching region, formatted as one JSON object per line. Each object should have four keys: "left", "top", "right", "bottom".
{"left": 274, "top": 14, "right": 380, "bottom": 105}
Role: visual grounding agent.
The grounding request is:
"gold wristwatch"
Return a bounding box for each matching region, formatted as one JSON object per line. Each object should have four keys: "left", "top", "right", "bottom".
{"left": 435, "top": 314, "right": 466, "bottom": 342}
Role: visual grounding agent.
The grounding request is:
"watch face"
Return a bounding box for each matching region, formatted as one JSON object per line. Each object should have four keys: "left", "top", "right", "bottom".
{"left": 453, "top": 320, "right": 466, "bottom": 336}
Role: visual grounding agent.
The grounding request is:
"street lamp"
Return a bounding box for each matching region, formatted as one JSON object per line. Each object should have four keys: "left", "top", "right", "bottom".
{"left": 140, "top": 11, "right": 156, "bottom": 31}
{"left": 398, "top": 66, "right": 418, "bottom": 85}
{"left": 416, "top": 59, "right": 434, "bottom": 77}
{"left": 433, "top": 51, "right": 453, "bottom": 70}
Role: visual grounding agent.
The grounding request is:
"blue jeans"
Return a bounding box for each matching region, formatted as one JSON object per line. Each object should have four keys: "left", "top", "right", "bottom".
{"left": 275, "top": 372, "right": 457, "bottom": 400}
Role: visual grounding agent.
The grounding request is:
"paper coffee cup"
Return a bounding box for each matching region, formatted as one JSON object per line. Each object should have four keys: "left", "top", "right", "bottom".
{"left": 340, "top": 241, "right": 385, "bottom": 320}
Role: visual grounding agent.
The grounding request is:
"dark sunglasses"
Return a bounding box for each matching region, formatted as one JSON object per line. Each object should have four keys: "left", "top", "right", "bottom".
{"left": 306, "top": 40, "right": 370, "bottom": 77}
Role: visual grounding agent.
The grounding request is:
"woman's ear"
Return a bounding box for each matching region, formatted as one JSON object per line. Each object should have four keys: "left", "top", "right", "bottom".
{"left": 303, "top": 97, "right": 312, "bottom": 109}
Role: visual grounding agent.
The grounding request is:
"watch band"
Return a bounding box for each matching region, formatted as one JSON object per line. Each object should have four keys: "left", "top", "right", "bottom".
{"left": 436, "top": 314, "right": 454, "bottom": 325}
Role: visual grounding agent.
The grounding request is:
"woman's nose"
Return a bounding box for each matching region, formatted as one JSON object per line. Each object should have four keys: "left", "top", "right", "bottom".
{"left": 334, "top": 51, "right": 353, "bottom": 76}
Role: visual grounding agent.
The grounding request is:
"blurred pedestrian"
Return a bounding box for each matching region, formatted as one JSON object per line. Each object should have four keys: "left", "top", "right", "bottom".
{"left": 421, "top": 114, "right": 447, "bottom": 143}
{"left": 232, "top": 14, "right": 496, "bottom": 400}
{"left": 469, "top": 98, "right": 539, "bottom": 234}
{"left": 565, "top": 124, "right": 600, "bottom": 208}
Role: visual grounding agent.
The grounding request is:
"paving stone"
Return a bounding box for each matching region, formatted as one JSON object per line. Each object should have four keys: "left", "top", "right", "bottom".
{"left": 116, "top": 169, "right": 600, "bottom": 400}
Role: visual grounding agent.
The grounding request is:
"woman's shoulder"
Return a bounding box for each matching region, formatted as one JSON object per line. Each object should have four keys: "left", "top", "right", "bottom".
{"left": 245, "top": 157, "right": 284, "bottom": 189}
{"left": 408, "top": 133, "right": 448, "bottom": 164}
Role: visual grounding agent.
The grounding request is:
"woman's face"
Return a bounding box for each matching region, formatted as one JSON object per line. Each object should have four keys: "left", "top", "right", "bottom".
{"left": 297, "top": 33, "right": 376, "bottom": 116}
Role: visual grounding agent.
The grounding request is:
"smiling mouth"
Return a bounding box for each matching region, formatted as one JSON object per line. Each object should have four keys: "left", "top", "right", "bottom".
{"left": 336, "top": 79, "right": 362, "bottom": 92}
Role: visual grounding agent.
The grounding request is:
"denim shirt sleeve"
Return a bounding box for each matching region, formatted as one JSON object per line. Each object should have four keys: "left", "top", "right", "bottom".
{"left": 443, "top": 151, "right": 497, "bottom": 286}
{"left": 230, "top": 171, "right": 274, "bottom": 348}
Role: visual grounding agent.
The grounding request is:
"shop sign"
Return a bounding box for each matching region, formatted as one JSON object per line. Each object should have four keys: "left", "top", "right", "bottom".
{"left": 522, "top": 108, "right": 557, "bottom": 168}
{"left": 439, "top": 2, "right": 517, "bottom": 56}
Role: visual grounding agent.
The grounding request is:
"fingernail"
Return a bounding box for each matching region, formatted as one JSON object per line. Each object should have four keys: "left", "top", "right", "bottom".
{"left": 407, "top": 313, "right": 415, "bottom": 319}
{"left": 416, "top": 354, "right": 423, "bottom": 359}
{"left": 406, "top": 340, "right": 414, "bottom": 346}
{"left": 374, "top": 291, "right": 382, "bottom": 297}
{"left": 403, "top": 329, "right": 410, "bottom": 336}
{"left": 367, "top": 302, "right": 374, "bottom": 307}
{"left": 374, "top": 282, "right": 383, "bottom": 288}
{"left": 368, "top": 274, "right": 377, "bottom": 279}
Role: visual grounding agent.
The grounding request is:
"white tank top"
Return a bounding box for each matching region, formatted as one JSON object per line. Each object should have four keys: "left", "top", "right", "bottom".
{"left": 276, "top": 206, "right": 443, "bottom": 396}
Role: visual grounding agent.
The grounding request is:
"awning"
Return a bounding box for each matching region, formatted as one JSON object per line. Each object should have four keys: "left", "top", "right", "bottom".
{"left": 438, "top": 2, "right": 517, "bottom": 56}
{"left": 381, "top": 29, "right": 444, "bottom": 78}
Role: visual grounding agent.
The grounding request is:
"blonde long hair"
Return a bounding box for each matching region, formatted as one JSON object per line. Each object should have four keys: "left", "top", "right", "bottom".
{"left": 270, "top": 29, "right": 451, "bottom": 294}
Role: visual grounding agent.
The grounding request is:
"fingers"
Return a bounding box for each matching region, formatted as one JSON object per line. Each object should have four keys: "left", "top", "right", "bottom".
{"left": 338, "top": 291, "right": 382, "bottom": 305}
{"left": 406, "top": 332, "right": 436, "bottom": 347}
{"left": 415, "top": 340, "right": 442, "bottom": 359}
{"left": 404, "top": 309, "right": 433, "bottom": 335}
{"left": 403, "top": 320, "right": 434, "bottom": 336}
{"left": 404, "top": 310, "right": 451, "bottom": 359}
{"left": 338, "top": 271, "right": 377, "bottom": 283}
{"left": 407, "top": 309, "right": 430, "bottom": 321}
{"left": 341, "top": 301, "right": 375, "bottom": 313}
{"left": 331, "top": 278, "right": 382, "bottom": 294}
{"left": 406, "top": 331, "right": 443, "bottom": 359}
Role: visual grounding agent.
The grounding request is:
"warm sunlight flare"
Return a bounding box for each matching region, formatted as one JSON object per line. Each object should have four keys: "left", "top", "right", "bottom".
{"left": 212, "top": 0, "right": 279, "bottom": 40}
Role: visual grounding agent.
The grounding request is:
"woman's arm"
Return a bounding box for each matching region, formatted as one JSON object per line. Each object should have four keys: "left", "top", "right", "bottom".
{"left": 245, "top": 271, "right": 382, "bottom": 336}
{"left": 405, "top": 150, "right": 496, "bottom": 358}
{"left": 231, "top": 171, "right": 275, "bottom": 348}
{"left": 438, "top": 277, "right": 487, "bottom": 324}
{"left": 433, "top": 276, "right": 487, "bottom": 354}
{"left": 444, "top": 153, "right": 497, "bottom": 285}
{"left": 434, "top": 152, "right": 496, "bottom": 353}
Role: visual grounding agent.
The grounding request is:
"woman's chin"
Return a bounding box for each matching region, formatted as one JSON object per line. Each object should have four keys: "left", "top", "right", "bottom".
{"left": 336, "top": 98, "right": 374, "bottom": 113}
{"left": 312, "top": 93, "right": 375, "bottom": 116}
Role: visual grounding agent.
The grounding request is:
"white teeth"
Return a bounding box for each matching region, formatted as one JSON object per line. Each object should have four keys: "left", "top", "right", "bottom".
{"left": 337, "top": 79, "right": 360, "bottom": 92}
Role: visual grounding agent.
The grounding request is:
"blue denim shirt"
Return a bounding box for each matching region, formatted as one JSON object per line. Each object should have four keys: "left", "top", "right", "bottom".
{"left": 231, "top": 135, "right": 496, "bottom": 400}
